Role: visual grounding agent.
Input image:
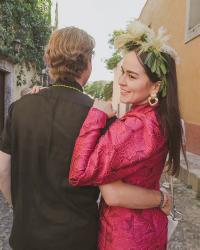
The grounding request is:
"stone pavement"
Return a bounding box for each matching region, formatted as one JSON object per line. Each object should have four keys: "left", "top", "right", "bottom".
{"left": 0, "top": 178, "right": 200, "bottom": 250}
{"left": 180, "top": 152, "right": 200, "bottom": 193}
{"left": 167, "top": 178, "right": 200, "bottom": 250}
{"left": 0, "top": 194, "right": 12, "bottom": 250}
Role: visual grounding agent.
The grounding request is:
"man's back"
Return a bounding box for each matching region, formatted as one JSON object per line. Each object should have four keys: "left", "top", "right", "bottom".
{"left": 7, "top": 85, "right": 99, "bottom": 250}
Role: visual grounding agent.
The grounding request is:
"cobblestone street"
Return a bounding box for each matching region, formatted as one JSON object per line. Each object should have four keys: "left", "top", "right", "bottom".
{"left": 0, "top": 179, "right": 200, "bottom": 250}
{"left": 0, "top": 195, "right": 12, "bottom": 250}
{"left": 167, "top": 178, "right": 200, "bottom": 250}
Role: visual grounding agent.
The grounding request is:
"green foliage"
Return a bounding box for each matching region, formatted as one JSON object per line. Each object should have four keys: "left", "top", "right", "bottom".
{"left": 143, "top": 49, "right": 168, "bottom": 97}
{"left": 105, "top": 51, "right": 122, "bottom": 70}
{"left": 84, "top": 81, "right": 105, "bottom": 99}
{"left": 0, "top": 0, "right": 52, "bottom": 86}
{"left": 105, "top": 30, "right": 124, "bottom": 70}
{"left": 16, "top": 66, "right": 26, "bottom": 86}
{"left": 108, "top": 30, "right": 126, "bottom": 47}
{"left": 103, "top": 81, "right": 113, "bottom": 101}
{"left": 84, "top": 80, "right": 113, "bottom": 100}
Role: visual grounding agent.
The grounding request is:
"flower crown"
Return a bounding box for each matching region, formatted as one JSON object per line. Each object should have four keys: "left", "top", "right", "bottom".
{"left": 114, "top": 20, "right": 179, "bottom": 97}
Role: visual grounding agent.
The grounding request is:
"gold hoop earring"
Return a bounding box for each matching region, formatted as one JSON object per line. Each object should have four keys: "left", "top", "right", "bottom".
{"left": 148, "top": 94, "right": 158, "bottom": 106}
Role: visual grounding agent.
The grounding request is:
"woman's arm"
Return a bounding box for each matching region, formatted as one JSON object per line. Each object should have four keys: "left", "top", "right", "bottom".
{"left": 100, "top": 181, "right": 171, "bottom": 215}
{"left": 99, "top": 181, "right": 161, "bottom": 209}
{"left": 69, "top": 107, "right": 163, "bottom": 186}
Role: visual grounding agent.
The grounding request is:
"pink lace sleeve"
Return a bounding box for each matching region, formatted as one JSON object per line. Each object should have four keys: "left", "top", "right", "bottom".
{"left": 69, "top": 108, "right": 156, "bottom": 186}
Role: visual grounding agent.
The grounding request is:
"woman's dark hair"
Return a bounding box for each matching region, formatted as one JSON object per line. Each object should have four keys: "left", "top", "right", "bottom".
{"left": 134, "top": 48, "right": 187, "bottom": 176}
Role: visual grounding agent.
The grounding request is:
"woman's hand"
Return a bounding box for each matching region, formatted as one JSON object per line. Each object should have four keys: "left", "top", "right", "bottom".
{"left": 31, "top": 85, "right": 47, "bottom": 94}
{"left": 93, "top": 99, "right": 116, "bottom": 118}
{"left": 161, "top": 192, "right": 172, "bottom": 215}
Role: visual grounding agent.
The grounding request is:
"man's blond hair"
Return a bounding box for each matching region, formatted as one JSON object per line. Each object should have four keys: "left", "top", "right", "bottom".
{"left": 45, "top": 27, "right": 95, "bottom": 81}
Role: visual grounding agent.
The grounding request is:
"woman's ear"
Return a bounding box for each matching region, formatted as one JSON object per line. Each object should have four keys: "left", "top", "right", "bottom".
{"left": 150, "top": 81, "right": 161, "bottom": 96}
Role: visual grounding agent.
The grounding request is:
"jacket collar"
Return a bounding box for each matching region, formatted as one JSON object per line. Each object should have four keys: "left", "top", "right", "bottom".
{"left": 53, "top": 78, "right": 83, "bottom": 92}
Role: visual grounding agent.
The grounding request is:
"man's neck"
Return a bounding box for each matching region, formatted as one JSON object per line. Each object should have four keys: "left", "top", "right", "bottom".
{"left": 75, "top": 77, "right": 87, "bottom": 87}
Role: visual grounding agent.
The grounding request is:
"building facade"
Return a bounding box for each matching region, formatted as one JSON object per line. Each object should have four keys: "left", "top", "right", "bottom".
{"left": 112, "top": 0, "right": 200, "bottom": 156}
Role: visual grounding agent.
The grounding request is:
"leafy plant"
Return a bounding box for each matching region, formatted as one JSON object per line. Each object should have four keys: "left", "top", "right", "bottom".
{"left": 105, "top": 51, "right": 122, "bottom": 70}
{"left": 0, "top": 0, "right": 52, "bottom": 86}
{"left": 84, "top": 81, "right": 113, "bottom": 100}
{"left": 105, "top": 30, "right": 124, "bottom": 70}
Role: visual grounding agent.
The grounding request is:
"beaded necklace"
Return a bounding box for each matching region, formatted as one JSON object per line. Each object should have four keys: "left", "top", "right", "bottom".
{"left": 52, "top": 84, "right": 83, "bottom": 94}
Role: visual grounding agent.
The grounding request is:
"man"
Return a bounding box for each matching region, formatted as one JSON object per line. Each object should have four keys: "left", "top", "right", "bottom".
{"left": 0, "top": 27, "right": 170, "bottom": 250}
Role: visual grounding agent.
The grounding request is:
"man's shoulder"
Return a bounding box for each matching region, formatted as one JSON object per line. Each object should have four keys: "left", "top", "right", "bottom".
{"left": 40, "top": 87, "right": 94, "bottom": 108}
{"left": 12, "top": 88, "right": 94, "bottom": 113}
{"left": 12, "top": 92, "right": 45, "bottom": 108}
{"left": 8, "top": 91, "right": 51, "bottom": 118}
{"left": 77, "top": 92, "right": 94, "bottom": 107}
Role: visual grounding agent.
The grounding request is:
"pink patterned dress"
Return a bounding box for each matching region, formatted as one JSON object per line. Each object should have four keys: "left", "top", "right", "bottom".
{"left": 69, "top": 104, "right": 168, "bottom": 250}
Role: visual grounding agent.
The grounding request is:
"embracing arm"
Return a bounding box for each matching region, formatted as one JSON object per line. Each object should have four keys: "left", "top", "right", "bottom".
{"left": 99, "top": 181, "right": 161, "bottom": 209}
{"left": 0, "top": 151, "right": 12, "bottom": 205}
{"left": 69, "top": 107, "right": 160, "bottom": 186}
{"left": 69, "top": 105, "right": 171, "bottom": 212}
{"left": 99, "top": 181, "right": 171, "bottom": 214}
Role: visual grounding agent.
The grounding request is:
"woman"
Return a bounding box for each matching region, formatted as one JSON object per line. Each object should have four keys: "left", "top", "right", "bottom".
{"left": 69, "top": 21, "right": 186, "bottom": 249}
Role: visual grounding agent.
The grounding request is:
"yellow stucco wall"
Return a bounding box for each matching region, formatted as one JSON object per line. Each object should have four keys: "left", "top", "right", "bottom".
{"left": 139, "top": 0, "right": 200, "bottom": 125}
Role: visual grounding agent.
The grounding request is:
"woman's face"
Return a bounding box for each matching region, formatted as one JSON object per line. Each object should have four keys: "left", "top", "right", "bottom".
{"left": 119, "top": 50, "right": 157, "bottom": 105}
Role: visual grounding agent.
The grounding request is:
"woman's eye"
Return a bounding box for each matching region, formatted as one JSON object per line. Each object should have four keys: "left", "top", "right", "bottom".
{"left": 129, "top": 74, "right": 135, "bottom": 79}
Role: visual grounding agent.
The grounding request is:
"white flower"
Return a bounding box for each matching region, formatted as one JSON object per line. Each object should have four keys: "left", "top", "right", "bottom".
{"left": 157, "top": 27, "right": 170, "bottom": 43}
{"left": 161, "top": 44, "right": 180, "bottom": 63}
{"left": 114, "top": 34, "right": 135, "bottom": 49}
{"left": 127, "top": 20, "right": 150, "bottom": 39}
{"left": 114, "top": 20, "right": 179, "bottom": 63}
{"left": 143, "top": 27, "right": 170, "bottom": 51}
{"left": 115, "top": 20, "right": 153, "bottom": 49}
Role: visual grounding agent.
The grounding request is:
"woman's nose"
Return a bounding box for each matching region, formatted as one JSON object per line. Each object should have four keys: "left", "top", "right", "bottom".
{"left": 118, "top": 75, "right": 126, "bottom": 86}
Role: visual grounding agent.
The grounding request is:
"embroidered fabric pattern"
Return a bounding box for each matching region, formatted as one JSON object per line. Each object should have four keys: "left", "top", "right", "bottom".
{"left": 69, "top": 104, "right": 168, "bottom": 249}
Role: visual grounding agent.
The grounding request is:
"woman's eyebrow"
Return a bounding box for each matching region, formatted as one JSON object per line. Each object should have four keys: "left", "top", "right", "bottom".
{"left": 121, "top": 66, "right": 139, "bottom": 76}
{"left": 126, "top": 70, "right": 139, "bottom": 76}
